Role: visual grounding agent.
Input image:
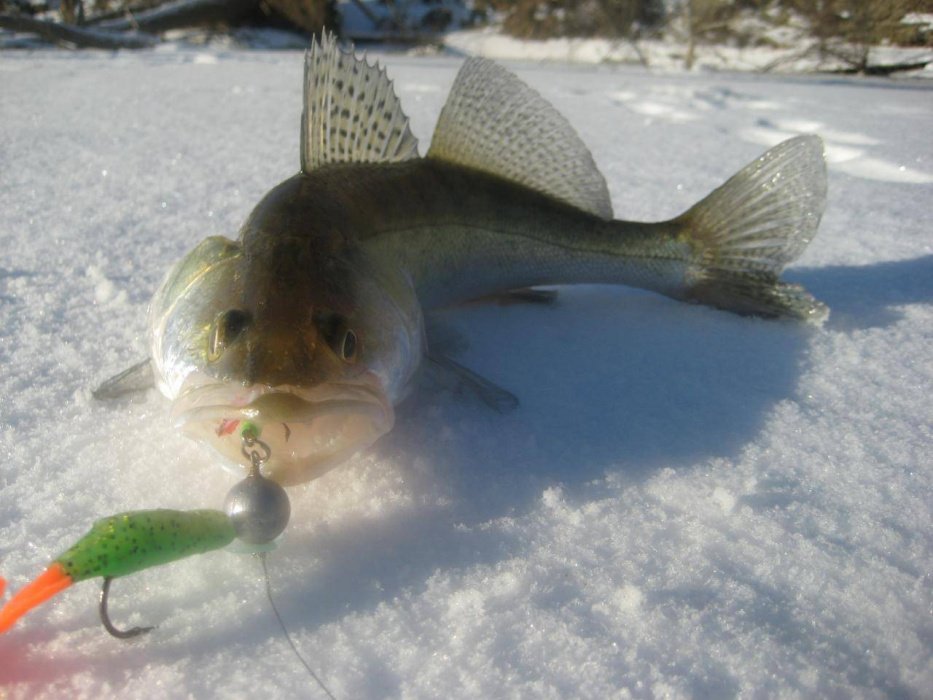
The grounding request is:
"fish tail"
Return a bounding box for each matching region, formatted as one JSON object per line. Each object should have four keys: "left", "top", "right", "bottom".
{"left": 677, "top": 135, "right": 828, "bottom": 323}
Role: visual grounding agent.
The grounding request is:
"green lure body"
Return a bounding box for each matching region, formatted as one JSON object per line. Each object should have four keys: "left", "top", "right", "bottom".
{"left": 0, "top": 509, "right": 237, "bottom": 634}
{"left": 56, "top": 509, "right": 235, "bottom": 582}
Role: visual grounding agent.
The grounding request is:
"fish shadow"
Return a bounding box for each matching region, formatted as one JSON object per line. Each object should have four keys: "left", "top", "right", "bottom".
{"left": 252, "top": 289, "right": 810, "bottom": 641}
{"left": 13, "top": 257, "right": 923, "bottom": 687}
{"left": 193, "top": 284, "right": 805, "bottom": 679}
{"left": 788, "top": 254, "right": 933, "bottom": 330}
{"left": 262, "top": 255, "right": 932, "bottom": 634}
{"left": 405, "top": 287, "right": 809, "bottom": 510}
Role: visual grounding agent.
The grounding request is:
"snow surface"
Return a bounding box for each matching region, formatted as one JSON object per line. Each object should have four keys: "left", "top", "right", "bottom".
{"left": 0, "top": 48, "right": 931, "bottom": 699}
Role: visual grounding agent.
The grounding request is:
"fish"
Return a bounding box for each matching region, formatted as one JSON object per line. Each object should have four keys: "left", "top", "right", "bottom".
{"left": 96, "top": 33, "right": 828, "bottom": 487}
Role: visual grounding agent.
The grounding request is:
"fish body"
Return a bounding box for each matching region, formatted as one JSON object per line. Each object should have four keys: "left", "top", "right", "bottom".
{"left": 229, "top": 161, "right": 681, "bottom": 315}
{"left": 125, "top": 35, "right": 828, "bottom": 486}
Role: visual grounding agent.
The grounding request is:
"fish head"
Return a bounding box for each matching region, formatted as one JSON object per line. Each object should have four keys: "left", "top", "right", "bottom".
{"left": 149, "top": 210, "right": 422, "bottom": 486}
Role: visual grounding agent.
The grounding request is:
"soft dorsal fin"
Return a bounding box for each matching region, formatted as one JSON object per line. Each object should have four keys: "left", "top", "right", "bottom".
{"left": 301, "top": 33, "right": 419, "bottom": 172}
{"left": 428, "top": 58, "right": 613, "bottom": 220}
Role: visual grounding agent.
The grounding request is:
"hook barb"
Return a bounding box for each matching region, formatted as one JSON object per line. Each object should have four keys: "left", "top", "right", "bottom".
{"left": 99, "top": 576, "right": 155, "bottom": 640}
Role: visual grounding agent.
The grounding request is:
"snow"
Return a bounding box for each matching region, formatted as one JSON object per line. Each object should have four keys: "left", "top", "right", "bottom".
{"left": 445, "top": 27, "right": 933, "bottom": 76}
{"left": 1, "top": 47, "right": 931, "bottom": 699}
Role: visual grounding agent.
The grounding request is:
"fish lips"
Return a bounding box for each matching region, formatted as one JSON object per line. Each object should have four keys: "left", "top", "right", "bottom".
{"left": 170, "top": 376, "right": 394, "bottom": 486}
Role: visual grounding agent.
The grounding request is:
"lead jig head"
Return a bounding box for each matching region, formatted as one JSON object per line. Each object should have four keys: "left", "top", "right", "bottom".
{"left": 224, "top": 472, "right": 291, "bottom": 545}
{"left": 225, "top": 429, "right": 291, "bottom": 545}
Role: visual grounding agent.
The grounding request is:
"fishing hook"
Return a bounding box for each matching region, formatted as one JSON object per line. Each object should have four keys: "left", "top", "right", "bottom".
{"left": 99, "top": 576, "right": 155, "bottom": 640}
{"left": 90, "top": 433, "right": 267, "bottom": 641}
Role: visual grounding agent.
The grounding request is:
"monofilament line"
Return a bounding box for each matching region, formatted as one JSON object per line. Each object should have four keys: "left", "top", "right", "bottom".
{"left": 260, "top": 553, "right": 337, "bottom": 700}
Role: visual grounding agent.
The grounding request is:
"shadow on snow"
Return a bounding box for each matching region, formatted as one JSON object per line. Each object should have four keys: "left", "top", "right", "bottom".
{"left": 3, "top": 256, "right": 928, "bottom": 693}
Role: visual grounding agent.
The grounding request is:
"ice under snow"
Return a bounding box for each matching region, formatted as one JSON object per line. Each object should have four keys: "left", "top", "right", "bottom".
{"left": 0, "top": 46, "right": 930, "bottom": 699}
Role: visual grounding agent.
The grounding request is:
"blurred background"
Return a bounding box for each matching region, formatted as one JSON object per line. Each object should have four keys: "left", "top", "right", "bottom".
{"left": 1, "top": 0, "right": 931, "bottom": 74}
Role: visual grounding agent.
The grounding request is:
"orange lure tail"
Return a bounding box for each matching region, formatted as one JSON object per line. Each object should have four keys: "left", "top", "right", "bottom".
{"left": 0, "top": 564, "right": 73, "bottom": 634}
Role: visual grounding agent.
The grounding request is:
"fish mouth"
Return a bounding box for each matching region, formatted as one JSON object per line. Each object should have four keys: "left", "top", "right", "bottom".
{"left": 170, "top": 374, "right": 393, "bottom": 486}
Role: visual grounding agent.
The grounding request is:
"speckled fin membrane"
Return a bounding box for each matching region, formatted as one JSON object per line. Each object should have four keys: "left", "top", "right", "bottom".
{"left": 686, "top": 135, "right": 827, "bottom": 275}
{"left": 301, "top": 33, "right": 419, "bottom": 172}
{"left": 428, "top": 58, "right": 613, "bottom": 220}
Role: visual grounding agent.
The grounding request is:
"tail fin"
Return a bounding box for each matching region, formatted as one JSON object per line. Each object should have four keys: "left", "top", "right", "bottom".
{"left": 678, "top": 135, "right": 828, "bottom": 323}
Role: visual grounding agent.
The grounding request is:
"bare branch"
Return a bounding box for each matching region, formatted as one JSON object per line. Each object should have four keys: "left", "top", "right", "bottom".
{"left": 88, "top": 0, "right": 258, "bottom": 33}
{"left": 0, "top": 13, "right": 158, "bottom": 48}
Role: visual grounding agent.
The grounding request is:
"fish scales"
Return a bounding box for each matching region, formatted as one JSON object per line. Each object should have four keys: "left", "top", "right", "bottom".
{"left": 93, "top": 33, "right": 828, "bottom": 486}
{"left": 244, "top": 159, "right": 689, "bottom": 310}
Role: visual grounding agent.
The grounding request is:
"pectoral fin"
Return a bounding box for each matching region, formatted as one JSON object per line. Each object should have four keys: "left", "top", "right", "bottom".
{"left": 426, "top": 353, "right": 518, "bottom": 414}
{"left": 93, "top": 359, "right": 154, "bottom": 400}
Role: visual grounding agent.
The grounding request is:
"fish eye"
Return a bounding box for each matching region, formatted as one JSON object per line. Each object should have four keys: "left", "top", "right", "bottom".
{"left": 313, "top": 310, "right": 358, "bottom": 363}
{"left": 341, "top": 329, "right": 357, "bottom": 361}
{"left": 222, "top": 309, "right": 250, "bottom": 339}
{"left": 208, "top": 309, "right": 250, "bottom": 362}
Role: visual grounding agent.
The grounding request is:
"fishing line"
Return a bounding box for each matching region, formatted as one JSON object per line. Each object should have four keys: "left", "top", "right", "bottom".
{"left": 260, "top": 552, "right": 337, "bottom": 700}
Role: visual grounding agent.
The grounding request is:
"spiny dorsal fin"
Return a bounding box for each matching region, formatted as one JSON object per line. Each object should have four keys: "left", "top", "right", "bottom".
{"left": 301, "top": 33, "right": 419, "bottom": 172}
{"left": 428, "top": 58, "right": 612, "bottom": 220}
